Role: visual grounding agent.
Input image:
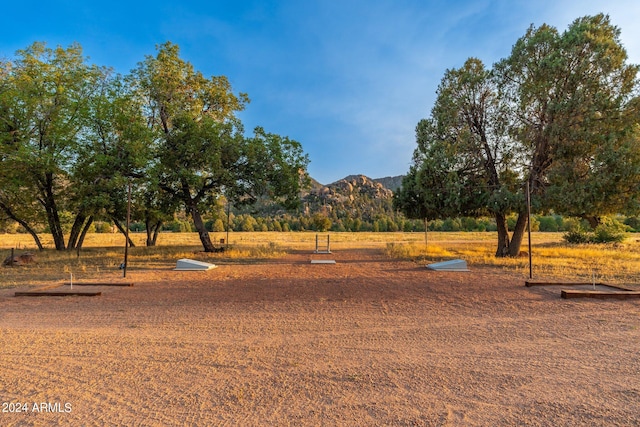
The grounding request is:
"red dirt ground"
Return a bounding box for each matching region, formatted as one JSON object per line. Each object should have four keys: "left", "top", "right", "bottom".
{"left": 1, "top": 248, "right": 640, "bottom": 426}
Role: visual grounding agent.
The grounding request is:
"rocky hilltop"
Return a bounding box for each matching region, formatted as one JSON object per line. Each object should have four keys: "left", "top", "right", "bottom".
{"left": 312, "top": 174, "right": 393, "bottom": 203}
{"left": 230, "top": 173, "right": 411, "bottom": 232}
{"left": 372, "top": 175, "right": 404, "bottom": 192}
{"left": 302, "top": 174, "right": 395, "bottom": 221}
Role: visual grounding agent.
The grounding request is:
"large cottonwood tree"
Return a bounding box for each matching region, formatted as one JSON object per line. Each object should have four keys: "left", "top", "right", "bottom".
{"left": 70, "top": 76, "right": 153, "bottom": 249}
{"left": 0, "top": 42, "right": 108, "bottom": 250}
{"left": 131, "top": 42, "right": 308, "bottom": 252}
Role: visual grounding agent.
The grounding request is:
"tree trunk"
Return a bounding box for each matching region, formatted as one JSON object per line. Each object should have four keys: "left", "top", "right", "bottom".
{"left": 494, "top": 212, "right": 511, "bottom": 257}
{"left": 76, "top": 216, "right": 94, "bottom": 250}
{"left": 189, "top": 204, "right": 215, "bottom": 252}
{"left": 18, "top": 221, "right": 44, "bottom": 251}
{"left": 41, "top": 173, "right": 65, "bottom": 250}
{"left": 111, "top": 218, "right": 136, "bottom": 247}
{"left": 583, "top": 215, "right": 601, "bottom": 229}
{"left": 68, "top": 212, "right": 88, "bottom": 250}
{"left": 44, "top": 206, "right": 65, "bottom": 250}
{"left": 151, "top": 223, "right": 161, "bottom": 246}
{"left": 0, "top": 202, "right": 44, "bottom": 250}
{"left": 508, "top": 210, "right": 529, "bottom": 257}
{"left": 145, "top": 218, "right": 162, "bottom": 246}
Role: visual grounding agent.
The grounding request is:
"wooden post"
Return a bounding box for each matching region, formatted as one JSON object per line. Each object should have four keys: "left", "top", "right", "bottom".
{"left": 10, "top": 247, "right": 14, "bottom": 268}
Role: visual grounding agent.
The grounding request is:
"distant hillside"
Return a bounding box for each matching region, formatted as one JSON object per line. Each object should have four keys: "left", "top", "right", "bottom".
{"left": 373, "top": 175, "right": 404, "bottom": 192}
{"left": 313, "top": 174, "right": 405, "bottom": 192}
{"left": 303, "top": 174, "right": 394, "bottom": 221}
{"left": 308, "top": 176, "right": 324, "bottom": 191}
{"left": 244, "top": 173, "right": 402, "bottom": 223}
{"left": 230, "top": 173, "right": 424, "bottom": 232}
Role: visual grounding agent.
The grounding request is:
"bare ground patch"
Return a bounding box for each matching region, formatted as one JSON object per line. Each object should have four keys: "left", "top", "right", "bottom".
{"left": 1, "top": 248, "right": 640, "bottom": 425}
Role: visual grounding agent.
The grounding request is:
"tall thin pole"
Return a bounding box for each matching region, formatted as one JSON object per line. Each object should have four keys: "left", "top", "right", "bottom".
{"left": 526, "top": 180, "right": 533, "bottom": 279}
{"left": 123, "top": 178, "right": 132, "bottom": 278}
{"left": 424, "top": 218, "right": 428, "bottom": 250}
{"left": 226, "top": 198, "right": 230, "bottom": 249}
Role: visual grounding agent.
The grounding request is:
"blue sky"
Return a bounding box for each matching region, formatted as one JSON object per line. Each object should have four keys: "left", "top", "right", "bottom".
{"left": 2, "top": 1, "right": 639, "bottom": 184}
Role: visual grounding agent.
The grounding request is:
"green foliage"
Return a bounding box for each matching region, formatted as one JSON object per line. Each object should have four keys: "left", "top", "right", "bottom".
{"left": 563, "top": 217, "right": 628, "bottom": 243}
{"left": 212, "top": 219, "right": 226, "bottom": 232}
{"left": 563, "top": 230, "right": 592, "bottom": 244}
{"left": 163, "top": 220, "right": 193, "bottom": 233}
{"left": 239, "top": 215, "right": 257, "bottom": 232}
{"left": 593, "top": 218, "right": 629, "bottom": 243}
{"left": 537, "top": 216, "right": 559, "bottom": 232}
{"left": 624, "top": 216, "right": 640, "bottom": 231}
{"left": 398, "top": 14, "right": 640, "bottom": 258}
{"left": 0, "top": 42, "right": 110, "bottom": 249}
{"left": 130, "top": 42, "right": 309, "bottom": 251}
{"left": 312, "top": 213, "right": 332, "bottom": 232}
{"left": 93, "top": 222, "right": 113, "bottom": 233}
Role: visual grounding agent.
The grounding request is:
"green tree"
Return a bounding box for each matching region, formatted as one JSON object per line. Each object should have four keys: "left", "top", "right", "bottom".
{"left": 212, "top": 218, "right": 226, "bottom": 232}
{"left": 0, "top": 42, "right": 108, "bottom": 250}
{"left": 399, "top": 57, "right": 519, "bottom": 256}
{"left": 131, "top": 42, "right": 309, "bottom": 252}
{"left": 494, "top": 14, "right": 639, "bottom": 243}
{"left": 312, "top": 213, "right": 332, "bottom": 231}
{"left": 400, "top": 14, "right": 640, "bottom": 257}
{"left": 70, "top": 74, "right": 152, "bottom": 249}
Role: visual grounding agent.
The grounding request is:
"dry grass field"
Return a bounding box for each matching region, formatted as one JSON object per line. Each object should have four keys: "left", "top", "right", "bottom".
{"left": 2, "top": 231, "right": 640, "bottom": 289}
{"left": 1, "top": 231, "right": 640, "bottom": 425}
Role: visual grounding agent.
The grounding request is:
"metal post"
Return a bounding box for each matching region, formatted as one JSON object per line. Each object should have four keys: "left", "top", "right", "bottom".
{"left": 424, "top": 218, "right": 428, "bottom": 251}
{"left": 526, "top": 180, "right": 533, "bottom": 279}
{"left": 123, "top": 179, "right": 132, "bottom": 278}
{"left": 226, "top": 198, "right": 230, "bottom": 250}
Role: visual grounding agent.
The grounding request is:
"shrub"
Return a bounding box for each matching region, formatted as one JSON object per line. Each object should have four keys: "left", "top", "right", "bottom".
{"left": 562, "top": 217, "right": 628, "bottom": 244}
{"left": 441, "top": 218, "right": 461, "bottom": 231}
{"left": 624, "top": 216, "right": 640, "bottom": 232}
{"left": 592, "top": 219, "right": 628, "bottom": 243}
{"left": 563, "top": 230, "right": 591, "bottom": 244}
{"left": 94, "top": 221, "right": 113, "bottom": 233}
{"left": 538, "top": 216, "right": 559, "bottom": 232}
{"left": 561, "top": 217, "right": 582, "bottom": 232}
{"left": 163, "top": 220, "right": 192, "bottom": 232}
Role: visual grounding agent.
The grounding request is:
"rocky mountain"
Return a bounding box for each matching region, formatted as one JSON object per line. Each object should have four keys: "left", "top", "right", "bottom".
{"left": 239, "top": 173, "right": 404, "bottom": 224}
{"left": 312, "top": 174, "right": 404, "bottom": 192}
{"left": 372, "top": 175, "right": 404, "bottom": 192}
{"left": 318, "top": 174, "right": 392, "bottom": 201}
{"left": 302, "top": 174, "right": 395, "bottom": 221}
{"left": 229, "top": 173, "right": 414, "bottom": 231}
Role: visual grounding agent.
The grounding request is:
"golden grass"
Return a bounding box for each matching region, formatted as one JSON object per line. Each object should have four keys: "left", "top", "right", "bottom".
{"left": 0, "top": 232, "right": 287, "bottom": 289}
{"left": 1, "top": 231, "right": 640, "bottom": 289}
{"left": 384, "top": 232, "right": 640, "bottom": 286}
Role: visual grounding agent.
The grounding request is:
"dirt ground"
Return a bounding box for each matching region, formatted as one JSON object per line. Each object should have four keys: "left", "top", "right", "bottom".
{"left": 1, "top": 248, "right": 639, "bottom": 426}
